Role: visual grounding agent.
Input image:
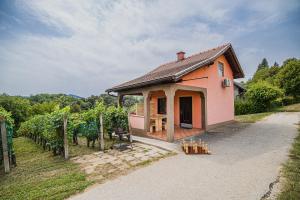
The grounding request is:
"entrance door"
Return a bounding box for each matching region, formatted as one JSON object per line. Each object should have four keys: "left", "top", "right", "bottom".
{"left": 180, "top": 97, "right": 192, "bottom": 128}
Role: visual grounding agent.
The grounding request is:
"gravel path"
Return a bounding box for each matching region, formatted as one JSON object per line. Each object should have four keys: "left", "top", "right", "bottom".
{"left": 70, "top": 112, "right": 299, "bottom": 200}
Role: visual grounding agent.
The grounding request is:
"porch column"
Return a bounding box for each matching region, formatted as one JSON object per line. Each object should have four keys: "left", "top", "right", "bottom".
{"left": 142, "top": 91, "right": 150, "bottom": 133}
{"left": 117, "top": 94, "right": 124, "bottom": 107}
{"left": 165, "top": 87, "right": 175, "bottom": 142}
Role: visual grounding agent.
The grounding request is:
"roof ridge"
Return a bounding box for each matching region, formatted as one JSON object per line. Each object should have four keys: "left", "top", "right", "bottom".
{"left": 153, "top": 43, "right": 231, "bottom": 69}
{"left": 185, "top": 43, "right": 231, "bottom": 60}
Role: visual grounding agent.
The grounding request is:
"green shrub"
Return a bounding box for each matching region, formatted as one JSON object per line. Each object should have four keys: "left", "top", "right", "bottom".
{"left": 281, "top": 96, "right": 300, "bottom": 106}
{"left": 234, "top": 99, "right": 255, "bottom": 115}
{"left": 246, "top": 81, "right": 283, "bottom": 113}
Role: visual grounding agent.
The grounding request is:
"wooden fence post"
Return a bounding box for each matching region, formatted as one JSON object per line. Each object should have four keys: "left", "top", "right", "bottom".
{"left": 0, "top": 119, "right": 10, "bottom": 173}
{"left": 99, "top": 114, "right": 104, "bottom": 151}
{"left": 128, "top": 113, "right": 132, "bottom": 133}
{"left": 63, "top": 115, "right": 69, "bottom": 160}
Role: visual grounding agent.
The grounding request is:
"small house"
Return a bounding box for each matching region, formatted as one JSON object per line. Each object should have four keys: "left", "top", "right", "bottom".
{"left": 106, "top": 43, "right": 244, "bottom": 142}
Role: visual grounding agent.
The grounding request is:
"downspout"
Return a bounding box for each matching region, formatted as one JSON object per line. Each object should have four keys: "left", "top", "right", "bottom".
{"left": 107, "top": 91, "right": 117, "bottom": 97}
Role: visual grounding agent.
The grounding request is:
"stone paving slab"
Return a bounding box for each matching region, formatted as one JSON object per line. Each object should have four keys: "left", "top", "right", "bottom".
{"left": 71, "top": 142, "right": 171, "bottom": 182}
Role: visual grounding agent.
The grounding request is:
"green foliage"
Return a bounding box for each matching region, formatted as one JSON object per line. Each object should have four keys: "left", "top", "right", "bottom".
{"left": 249, "top": 65, "right": 280, "bottom": 85}
{"left": 31, "top": 101, "right": 58, "bottom": 115}
{"left": 79, "top": 101, "right": 107, "bottom": 146}
{"left": 0, "top": 95, "right": 31, "bottom": 130}
{"left": 275, "top": 59, "right": 300, "bottom": 97}
{"left": 99, "top": 94, "right": 117, "bottom": 106}
{"left": 28, "top": 93, "right": 65, "bottom": 104}
{"left": 282, "top": 57, "right": 298, "bottom": 66}
{"left": 234, "top": 99, "right": 255, "bottom": 115}
{"left": 123, "top": 96, "right": 142, "bottom": 107}
{"left": 281, "top": 96, "right": 300, "bottom": 106}
{"left": 0, "top": 106, "right": 14, "bottom": 126}
{"left": 70, "top": 103, "right": 81, "bottom": 113}
{"left": 17, "top": 106, "right": 71, "bottom": 155}
{"left": 250, "top": 67, "right": 270, "bottom": 84}
{"left": 246, "top": 81, "right": 284, "bottom": 112}
{"left": 257, "top": 58, "right": 269, "bottom": 71}
{"left": 103, "top": 106, "right": 128, "bottom": 135}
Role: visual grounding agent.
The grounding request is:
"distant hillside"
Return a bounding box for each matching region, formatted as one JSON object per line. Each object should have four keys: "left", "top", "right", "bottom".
{"left": 68, "top": 94, "right": 84, "bottom": 99}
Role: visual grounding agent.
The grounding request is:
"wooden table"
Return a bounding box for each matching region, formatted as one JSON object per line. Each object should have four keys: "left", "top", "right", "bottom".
{"left": 150, "top": 114, "right": 166, "bottom": 132}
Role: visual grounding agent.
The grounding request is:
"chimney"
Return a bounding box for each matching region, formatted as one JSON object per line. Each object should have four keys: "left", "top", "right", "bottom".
{"left": 177, "top": 51, "right": 185, "bottom": 61}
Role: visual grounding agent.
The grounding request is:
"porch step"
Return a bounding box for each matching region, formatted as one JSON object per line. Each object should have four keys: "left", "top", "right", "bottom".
{"left": 132, "top": 135, "right": 181, "bottom": 153}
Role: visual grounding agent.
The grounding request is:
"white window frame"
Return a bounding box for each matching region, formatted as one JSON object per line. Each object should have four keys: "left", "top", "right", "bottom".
{"left": 218, "top": 62, "right": 224, "bottom": 77}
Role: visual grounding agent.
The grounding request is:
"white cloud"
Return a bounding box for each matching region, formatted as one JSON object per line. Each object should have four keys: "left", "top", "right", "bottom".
{"left": 0, "top": 0, "right": 299, "bottom": 96}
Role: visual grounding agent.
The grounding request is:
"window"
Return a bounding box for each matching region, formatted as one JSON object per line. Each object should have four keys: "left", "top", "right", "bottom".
{"left": 157, "top": 97, "right": 166, "bottom": 114}
{"left": 218, "top": 62, "right": 224, "bottom": 77}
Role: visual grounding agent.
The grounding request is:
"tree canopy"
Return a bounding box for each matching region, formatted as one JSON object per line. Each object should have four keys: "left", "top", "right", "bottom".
{"left": 275, "top": 59, "right": 300, "bottom": 97}
{"left": 257, "top": 58, "right": 269, "bottom": 71}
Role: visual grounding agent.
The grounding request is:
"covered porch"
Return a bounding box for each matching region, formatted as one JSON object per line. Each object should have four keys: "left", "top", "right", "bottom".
{"left": 118, "top": 84, "right": 207, "bottom": 142}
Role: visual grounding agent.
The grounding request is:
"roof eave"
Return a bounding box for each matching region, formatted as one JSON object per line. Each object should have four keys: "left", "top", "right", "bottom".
{"left": 106, "top": 76, "right": 175, "bottom": 93}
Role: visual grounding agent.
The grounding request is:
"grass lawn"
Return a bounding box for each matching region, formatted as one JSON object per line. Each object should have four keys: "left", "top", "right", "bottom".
{"left": 69, "top": 136, "right": 116, "bottom": 157}
{"left": 0, "top": 137, "right": 93, "bottom": 200}
{"left": 235, "top": 103, "right": 300, "bottom": 123}
{"left": 277, "top": 124, "right": 300, "bottom": 200}
{"left": 275, "top": 103, "right": 300, "bottom": 112}
{"left": 235, "top": 112, "right": 273, "bottom": 123}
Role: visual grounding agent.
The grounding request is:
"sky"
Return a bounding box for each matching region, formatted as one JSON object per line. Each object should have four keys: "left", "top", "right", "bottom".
{"left": 0, "top": 0, "right": 299, "bottom": 97}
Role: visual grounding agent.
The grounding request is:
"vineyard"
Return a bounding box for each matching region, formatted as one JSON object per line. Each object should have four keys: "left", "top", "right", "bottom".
{"left": 17, "top": 101, "right": 129, "bottom": 157}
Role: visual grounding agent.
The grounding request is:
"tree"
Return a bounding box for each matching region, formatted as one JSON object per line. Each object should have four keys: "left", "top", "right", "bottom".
{"left": 0, "top": 95, "right": 32, "bottom": 130}
{"left": 250, "top": 67, "right": 270, "bottom": 84}
{"left": 70, "top": 103, "right": 81, "bottom": 113}
{"left": 85, "top": 95, "right": 101, "bottom": 107}
{"left": 275, "top": 59, "right": 300, "bottom": 97}
{"left": 282, "top": 58, "right": 297, "bottom": 66}
{"left": 99, "top": 94, "right": 117, "bottom": 106}
{"left": 257, "top": 58, "right": 269, "bottom": 71}
{"left": 31, "top": 101, "right": 57, "bottom": 115}
{"left": 246, "top": 81, "right": 283, "bottom": 112}
{"left": 123, "top": 96, "right": 141, "bottom": 108}
{"left": 273, "top": 62, "right": 279, "bottom": 67}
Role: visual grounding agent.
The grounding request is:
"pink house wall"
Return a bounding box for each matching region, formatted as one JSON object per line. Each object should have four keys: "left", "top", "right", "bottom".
{"left": 177, "top": 55, "right": 234, "bottom": 125}
{"left": 129, "top": 115, "right": 144, "bottom": 129}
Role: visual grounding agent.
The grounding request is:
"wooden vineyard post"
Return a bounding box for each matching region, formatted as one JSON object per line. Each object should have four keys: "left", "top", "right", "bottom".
{"left": 63, "top": 115, "right": 69, "bottom": 160}
{"left": 128, "top": 112, "right": 133, "bottom": 143}
{"left": 128, "top": 113, "right": 132, "bottom": 133}
{"left": 99, "top": 114, "right": 104, "bottom": 151}
{"left": 0, "top": 119, "right": 10, "bottom": 173}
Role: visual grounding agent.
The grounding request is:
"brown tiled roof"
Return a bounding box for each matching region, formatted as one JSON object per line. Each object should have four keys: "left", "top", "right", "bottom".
{"left": 107, "top": 43, "right": 244, "bottom": 92}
